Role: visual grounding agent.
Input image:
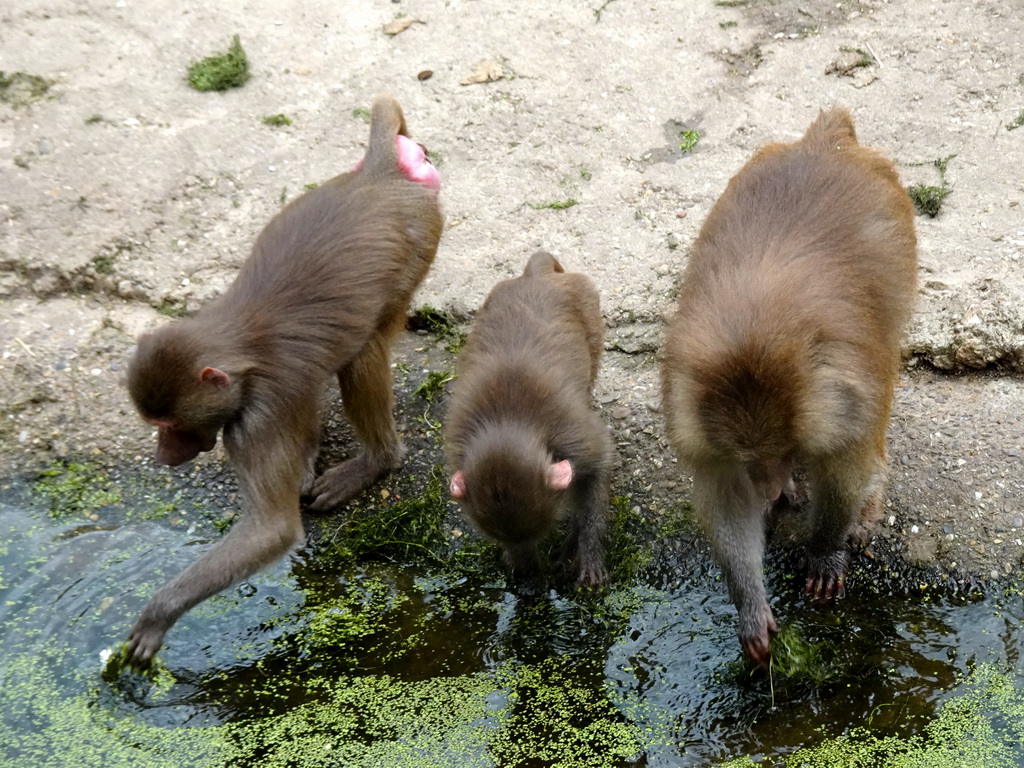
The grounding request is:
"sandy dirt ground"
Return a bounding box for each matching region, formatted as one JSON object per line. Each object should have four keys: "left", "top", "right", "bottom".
{"left": 1, "top": 0, "right": 1022, "bottom": 578}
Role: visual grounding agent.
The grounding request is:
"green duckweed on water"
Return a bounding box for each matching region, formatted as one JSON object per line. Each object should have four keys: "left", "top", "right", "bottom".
{"left": 717, "top": 664, "right": 1024, "bottom": 768}
{"left": 5, "top": 631, "right": 1022, "bottom": 768}
{"left": 34, "top": 461, "right": 121, "bottom": 520}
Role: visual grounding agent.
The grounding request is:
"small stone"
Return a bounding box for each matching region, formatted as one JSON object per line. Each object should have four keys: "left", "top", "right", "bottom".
{"left": 612, "top": 407, "right": 630, "bottom": 420}
{"left": 417, "top": 70, "right": 433, "bottom": 81}
{"left": 1012, "top": 516, "right": 1023, "bottom": 528}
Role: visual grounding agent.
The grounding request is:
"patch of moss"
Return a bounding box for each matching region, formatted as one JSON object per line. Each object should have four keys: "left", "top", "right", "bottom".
{"left": 679, "top": 129, "right": 701, "bottom": 153}
{"left": 409, "top": 305, "right": 468, "bottom": 353}
{"left": 1006, "top": 110, "right": 1024, "bottom": 131}
{"left": 186, "top": 35, "right": 250, "bottom": 92}
{"left": 528, "top": 198, "right": 579, "bottom": 210}
{"left": 606, "top": 496, "right": 652, "bottom": 583}
{"left": 351, "top": 107, "right": 371, "bottom": 123}
{"left": 766, "top": 623, "right": 832, "bottom": 686}
{"left": 156, "top": 299, "right": 187, "bottom": 318}
{"left": 720, "top": 20, "right": 739, "bottom": 28}
{"left": 33, "top": 461, "right": 122, "bottom": 520}
{"left": 324, "top": 466, "right": 450, "bottom": 566}
{"left": 303, "top": 181, "right": 319, "bottom": 191}
{"left": 907, "top": 154, "right": 956, "bottom": 218}
{"left": 84, "top": 114, "right": 105, "bottom": 125}
{"left": 92, "top": 254, "right": 115, "bottom": 275}
{"left": 261, "top": 113, "right": 292, "bottom": 127}
{"left": 907, "top": 184, "right": 950, "bottom": 218}
{"left": 415, "top": 370, "right": 455, "bottom": 403}
{"left": 0, "top": 71, "right": 56, "bottom": 108}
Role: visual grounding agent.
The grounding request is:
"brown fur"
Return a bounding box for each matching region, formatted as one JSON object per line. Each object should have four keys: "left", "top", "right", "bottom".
{"left": 123, "top": 95, "right": 443, "bottom": 665}
{"left": 445, "top": 251, "right": 613, "bottom": 587}
{"left": 661, "top": 108, "right": 917, "bottom": 666}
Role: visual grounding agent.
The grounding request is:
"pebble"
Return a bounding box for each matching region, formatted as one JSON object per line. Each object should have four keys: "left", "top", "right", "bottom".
{"left": 1013, "top": 516, "right": 1023, "bottom": 528}
{"left": 611, "top": 407, "right": 630, "bottom": 420}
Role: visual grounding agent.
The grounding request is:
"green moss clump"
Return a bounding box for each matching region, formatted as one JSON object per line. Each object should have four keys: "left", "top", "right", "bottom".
{"left": 767, "top": 624, "right": 831, "bottom": 684}
{"left": 907, "top": 184, "right": 950, "bottom": 218}
{"left": 606, "top": 496, "right": 652, "bottom": 583}
{"left": 409, "top": 305, "right": 468, "bottom": 352}
{"left": 528, "top": 198, "right": 579, "bottom": 210}
{"left": 262, "top": 113, "right": 291, "bottom": 127}
{"left": 84, "top": 113, "right": 104, "bottom": 124}
{"left": 92, "top": 254, "right": 115, "bottom": 275}
{"left": 186, "top": 35, "right": 250, "bottom": 92}
{"left": 907, "top": 154, "right": 956, "bottom": 218}
{"left": 325, "top": 466, "right": 450, "bottom": 566}
{"left": 351, "top": 107, "right": 371, "bottom": 123}
{"left": 33, "top": 461, "right": 122, "bottom": 520}
{"left": 679, "top": 129, "right": 701, "bottom": 153}
{"left": 156, "top": 299, "right": 187, "bottom": 318}
{"left": 415, "top": 370, "right": 455, "bottom": 403}
{"left": 0, "top": 71, "right": 56, "bottom": 108}
{"left": 1006, "top": 110, "right": 1024, "bottom": 131}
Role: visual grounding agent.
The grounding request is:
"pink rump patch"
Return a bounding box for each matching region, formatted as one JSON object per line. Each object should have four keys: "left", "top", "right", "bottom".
{"left": 396, "top": 135, "right": 441, "bottom": 191}
{"left": 349, "top": 135, "right": 440, "bottom": 191}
